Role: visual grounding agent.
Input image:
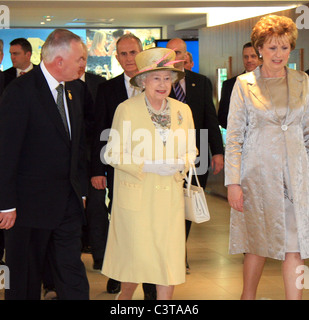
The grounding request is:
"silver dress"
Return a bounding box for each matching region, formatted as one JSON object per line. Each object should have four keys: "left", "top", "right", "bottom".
{"left": 225, "top": 67, "right": 309, "bottom": 260}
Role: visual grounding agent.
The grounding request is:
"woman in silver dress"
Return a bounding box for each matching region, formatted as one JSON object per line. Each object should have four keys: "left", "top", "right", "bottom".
{"left": 225, "top": 15, "right": 309, "bottom": 300}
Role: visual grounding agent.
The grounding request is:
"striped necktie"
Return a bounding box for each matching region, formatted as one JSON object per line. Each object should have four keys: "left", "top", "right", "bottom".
{"left": 174, "top": 81, "right": 186, "bottom": 103}
{"left": 56, "top": 84, "right": 70, "bottom": 136}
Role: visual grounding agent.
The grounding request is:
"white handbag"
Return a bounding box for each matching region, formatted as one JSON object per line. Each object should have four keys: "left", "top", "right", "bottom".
{"left": 184, "top": 164, "right": 210, "bottom": 223}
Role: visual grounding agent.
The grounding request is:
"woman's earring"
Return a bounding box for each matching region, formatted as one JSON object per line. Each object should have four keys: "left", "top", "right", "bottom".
{"left": 259, "top": 53, "right": 263, "bottom": 59}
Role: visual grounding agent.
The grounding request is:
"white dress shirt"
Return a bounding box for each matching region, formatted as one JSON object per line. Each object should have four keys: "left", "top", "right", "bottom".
{"left": 17, "top": 62, "right": 34, "bottom": 77}
{"left": 40, "top": 61, "right": 71, "bottom": 138}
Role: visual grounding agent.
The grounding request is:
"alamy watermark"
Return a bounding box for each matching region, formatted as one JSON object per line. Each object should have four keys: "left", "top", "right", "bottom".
{"left": 100, "top": 125, "right": 209, "bottom": 175}
{"left": 295, "top": 265, "right": 309, "bottom": 289}
{"left": 0, "top": 265, "right": 10, "bottom": 289}
{"left": 296, "top": 5, "right": 309, "bottom": 29}
{"left": 0, "top": 5, "right": 9, "bottom": 29}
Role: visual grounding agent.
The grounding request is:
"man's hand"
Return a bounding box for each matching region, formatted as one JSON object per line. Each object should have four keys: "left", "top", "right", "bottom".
{"left": 0, "top": 210, "right": 17, "bottom": 230}
{"left": 91, "top": 176, "right": 107, "bottom": 190}
{"left": 211, "top": 154, "right": 224, "bottom": 175}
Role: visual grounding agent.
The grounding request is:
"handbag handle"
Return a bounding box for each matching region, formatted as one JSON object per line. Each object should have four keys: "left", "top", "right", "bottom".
{"left": 185, "top": 163, "right": 201, "bottom": 196}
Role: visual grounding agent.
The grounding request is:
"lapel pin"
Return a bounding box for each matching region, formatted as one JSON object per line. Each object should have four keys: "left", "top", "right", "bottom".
{"left": 67, "top": 90, "right": 73, "bottom": 100}
{"left": 192, "top": 83, "right": 196, "bottom": 87}
{"left": 177, "top": 110, "right": 183, "bottom": 125}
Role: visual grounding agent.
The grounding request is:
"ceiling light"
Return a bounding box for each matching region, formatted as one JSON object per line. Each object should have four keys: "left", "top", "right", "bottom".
{"left": 206, "top": 6, "right": 298, "bottom": 27}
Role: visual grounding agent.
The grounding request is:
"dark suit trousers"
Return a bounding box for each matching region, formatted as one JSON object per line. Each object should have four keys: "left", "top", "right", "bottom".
{"left": 86, "top": 184, "right": 109, "bottom": 262}
{"left": 0, "top": 229, "right": 4, "bottom": 260}
{"left": 4, "top": 191, "right": 89, "bottom": 300}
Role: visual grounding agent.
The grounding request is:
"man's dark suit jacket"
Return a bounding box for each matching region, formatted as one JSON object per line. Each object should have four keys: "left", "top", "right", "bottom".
{"left": 169, "top": 69, "right": 224, "bottom": 188}
{"left": 0, "top": 71, "right": 4, "bottom": 96}
{"left": 0, "top": 66, "right": 88, "bottom": 229}
{"left": 3, "top": 65, "right": 38, "bottom": 88}
{"left": 91, "top": 73, "right": 128, "bottom": 203}
{"left": 306, "top": 69, "right": 309, "bottom": 76}
{"left": 82, "top": 72, "right": 106, "bottom": 153}
{"left": 218, "top": 74, "right": 240, "bottom": 129}
{"left": 3, "top": 67, "right": 16, "bottom": 88}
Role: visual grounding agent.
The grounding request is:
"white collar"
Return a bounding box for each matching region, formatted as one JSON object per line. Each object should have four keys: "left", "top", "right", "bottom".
{"left": 40, "top": 61, "right": 64, "bottom": 92}
{"left": 17, "top": 63, "right": 33, "bottom": 76}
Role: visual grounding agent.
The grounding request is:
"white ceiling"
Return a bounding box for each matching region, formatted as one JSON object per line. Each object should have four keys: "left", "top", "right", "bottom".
{"left": 2, "top": 0, "right": 308, "bottom": 29}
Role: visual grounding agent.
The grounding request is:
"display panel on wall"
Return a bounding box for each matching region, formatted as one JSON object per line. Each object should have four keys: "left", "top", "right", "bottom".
{"left": 0, "top": 27, "right": 161, "bottom": 79}
{"left": 155, "top": 39, "right": 199, "bottom": 73}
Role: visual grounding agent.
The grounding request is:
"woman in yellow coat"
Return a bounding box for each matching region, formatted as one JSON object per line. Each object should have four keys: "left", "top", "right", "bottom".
{"left": 102, "top": 47, "right": 197, "bottom": 300}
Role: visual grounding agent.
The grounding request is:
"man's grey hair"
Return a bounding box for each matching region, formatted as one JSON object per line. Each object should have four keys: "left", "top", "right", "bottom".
{"left": 116, "top": 33, "right": 143, "bottom": 53}
{"left": 41, "top": 29, "right": 82, "bottom": 63}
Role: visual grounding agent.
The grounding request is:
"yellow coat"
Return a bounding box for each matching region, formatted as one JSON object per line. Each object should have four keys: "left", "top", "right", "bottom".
{"left": 102, "top": 92, "right": 196, "bottom": 285}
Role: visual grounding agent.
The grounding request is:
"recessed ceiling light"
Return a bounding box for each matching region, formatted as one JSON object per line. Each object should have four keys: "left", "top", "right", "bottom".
{"left": 40, "top": 21, "right": 45, "bottom": 25}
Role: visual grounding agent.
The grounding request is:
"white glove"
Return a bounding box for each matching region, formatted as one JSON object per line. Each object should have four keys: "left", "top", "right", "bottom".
{"left": 143, "top": 159, "right": 185, "bottom": 176}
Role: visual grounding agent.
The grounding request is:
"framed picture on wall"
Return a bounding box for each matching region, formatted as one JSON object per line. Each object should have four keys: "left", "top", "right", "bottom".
{"left": 0, "top": 27, "right": 162, "bottom": 78}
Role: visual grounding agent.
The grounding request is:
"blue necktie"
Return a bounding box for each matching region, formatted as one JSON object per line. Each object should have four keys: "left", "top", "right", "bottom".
{"left": 174, "top": 81, "right": 186, "bottom": 103}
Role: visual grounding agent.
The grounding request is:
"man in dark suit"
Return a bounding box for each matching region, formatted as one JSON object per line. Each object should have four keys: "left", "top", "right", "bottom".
{"left": 3, "top": 38, "right": 36, "bottom": 87}
{"left": 166, "top": 38, "right": 224, "bottom": 272}
{"left": 0, "top": 29, "right": 89, "bottom": 300}
{"left": 42, "top": 45, "right": 107, "bottom": 300}
{"left": 0, "top": 39, "right": 4, "bottom": 266}
{"left": 91, "top": 33, "right": 156, "bottom": 300}
{"left": 78, "top": 48, "right": 108, "bottom": 258}
{"left": 0, "top": 39, "right": 4, "bottom": 96}
{"left": 218, "top": 42, "right": 260, "bottom": 129}
{"left": 306, "top": 69, "right": 309, "bottom": 75}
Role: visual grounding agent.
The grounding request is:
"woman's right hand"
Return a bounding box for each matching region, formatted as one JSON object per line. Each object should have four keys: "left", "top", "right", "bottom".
{"left": 227, "top": 184, "right": 244, "bottom": 212}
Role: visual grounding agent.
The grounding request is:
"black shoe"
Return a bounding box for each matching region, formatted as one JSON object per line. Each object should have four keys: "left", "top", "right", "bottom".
{"left": 106, "top": 278, "right": 121, "bottom": 294}
{"left": 186, "top": 261, "right": 190, "bottom": 274}
{"left": 93, "top": 259, "right": 103, "bottom": 270}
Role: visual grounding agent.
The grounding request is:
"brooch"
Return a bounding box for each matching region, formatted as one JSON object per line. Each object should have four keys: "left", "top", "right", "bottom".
{"left": 67, "top": 90, "right": 73, "bottom": 100}
{"left": 177, "top": 110, "right": 183, "bottom": 125}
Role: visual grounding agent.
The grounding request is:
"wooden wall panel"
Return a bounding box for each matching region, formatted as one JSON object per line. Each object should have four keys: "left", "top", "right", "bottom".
{"left": 198, "top": 6, "right": 309, "bottom": 108}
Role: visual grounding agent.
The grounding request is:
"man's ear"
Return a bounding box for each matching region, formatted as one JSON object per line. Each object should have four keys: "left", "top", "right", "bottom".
{"left": 54, "top": 56, "right": 63, "bottom": 67}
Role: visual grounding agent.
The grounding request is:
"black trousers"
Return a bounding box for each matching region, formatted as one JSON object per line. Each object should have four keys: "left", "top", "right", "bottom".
{"left": 0, "top": 229, "right": 4, "bottom": 260}
{"left": 86, "top": 184, "right": 109, "bottom": 262}
{"left": 4, "top": 192, "right": 89, "bottom": 300}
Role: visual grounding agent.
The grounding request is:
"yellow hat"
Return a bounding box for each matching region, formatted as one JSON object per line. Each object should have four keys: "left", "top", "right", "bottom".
{"left": 130, "top": 47, "right": 185, "bottom": 87}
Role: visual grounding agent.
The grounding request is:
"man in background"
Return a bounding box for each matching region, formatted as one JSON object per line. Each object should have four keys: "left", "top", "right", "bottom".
{"left": 218, "top": 42, "right": 261, "bottom": 129}
{"left": 184, "top": 51, "right": 194, "bottom": 71}
{"left": 0, "top": 39, "right": 4, "bottom": 266}
{"left": 166, "top": 38, "right": 224, "bottom": 273}
{"left": 3, "top": 37, "right": 36, "bottom": 87}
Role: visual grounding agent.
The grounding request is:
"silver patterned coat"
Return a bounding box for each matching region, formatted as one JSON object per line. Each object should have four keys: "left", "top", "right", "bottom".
{"left": 225, "top": 66, "right": 309, "bottom": 260}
